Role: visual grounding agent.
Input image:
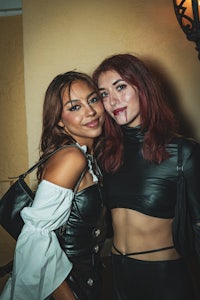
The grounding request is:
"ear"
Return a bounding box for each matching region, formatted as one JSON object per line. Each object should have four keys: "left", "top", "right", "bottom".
{"left": 58, "top": 120, "right": 64, "bottom": 127}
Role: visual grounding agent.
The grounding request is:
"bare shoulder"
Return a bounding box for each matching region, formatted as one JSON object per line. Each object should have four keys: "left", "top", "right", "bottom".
{"left": 52, "top": 145, "right": 87, "bottom": 167}
{"left": 42, "top": 145, "right": 87, "bottom": 189}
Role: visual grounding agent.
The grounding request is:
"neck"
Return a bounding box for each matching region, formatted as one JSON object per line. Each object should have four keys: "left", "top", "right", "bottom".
{"left": 122, "top": 124, "right": 144, "bottom": 142}
{"left": 76, "top": 139, "right": 94, "bottom": 154}
{"left": 124, "top": 122, "right": 142, "bottom": 129}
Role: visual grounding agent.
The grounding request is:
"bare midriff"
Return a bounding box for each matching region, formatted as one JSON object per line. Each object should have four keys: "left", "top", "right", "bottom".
{"left": 111, "top": 208, "right": 181, "bottom": 261}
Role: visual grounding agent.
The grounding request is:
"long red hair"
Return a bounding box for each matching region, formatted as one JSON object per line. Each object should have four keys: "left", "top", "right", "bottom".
{"left": 93, "top": 54, "right": 177, "bottom": 173}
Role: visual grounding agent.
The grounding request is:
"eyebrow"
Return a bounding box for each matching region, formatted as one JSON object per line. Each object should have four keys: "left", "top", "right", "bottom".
{"left": 98, "top": 79, "right": 124, "bottom": 91}
{"left": 64, "top": 90, "right": 97, "bottom": 106}
{"left": 113, "top": 79, "right": 123, "bottom": 86}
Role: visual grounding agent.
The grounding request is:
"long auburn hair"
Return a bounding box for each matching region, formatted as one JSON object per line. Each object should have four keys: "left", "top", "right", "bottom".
{"left": 93, "top": 54, "right": 178, "bottom": 173}
{"left": 37, "top": 71, "right": 101, "bottom": 181}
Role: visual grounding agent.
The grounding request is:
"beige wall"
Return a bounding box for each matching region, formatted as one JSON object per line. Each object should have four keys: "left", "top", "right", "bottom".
{"left": 0, "top": 15, "right": 28, "bottom": 195}
{"left": 1, "top": 0, "right": 200, "bottom": 188}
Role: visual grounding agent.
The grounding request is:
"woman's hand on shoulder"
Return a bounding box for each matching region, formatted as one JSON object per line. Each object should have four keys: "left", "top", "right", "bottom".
{"left": 42, "top": 146, "right": 87, "bottom": 190}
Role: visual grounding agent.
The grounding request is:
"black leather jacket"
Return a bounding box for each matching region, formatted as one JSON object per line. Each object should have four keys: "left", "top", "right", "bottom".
{"left": 104, "top": 126, "right": 200, "bottom": 221}
{"left": 103, "top": 126, "right": 200, "bottom": 258}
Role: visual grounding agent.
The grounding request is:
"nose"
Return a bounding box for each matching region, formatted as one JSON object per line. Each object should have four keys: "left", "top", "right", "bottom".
{"left": 109, "top": 92, "right": 119, "bottom": 106}
{"left": 86, "top": 105, "right": 96, "bottom": 116}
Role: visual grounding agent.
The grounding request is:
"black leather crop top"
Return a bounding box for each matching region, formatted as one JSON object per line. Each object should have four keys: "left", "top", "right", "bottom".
{"left": 103, "top": 126, "right": 200, "bottom": 220}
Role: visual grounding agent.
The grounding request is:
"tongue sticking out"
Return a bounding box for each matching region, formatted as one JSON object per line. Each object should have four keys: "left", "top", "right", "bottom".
{"left": 114, "top": 109, "right": 128, "bottom": 124}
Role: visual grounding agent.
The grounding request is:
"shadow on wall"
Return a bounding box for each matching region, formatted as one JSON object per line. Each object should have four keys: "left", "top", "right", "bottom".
{"left": 144, "top": 57, "right": 195, "bottom": 139}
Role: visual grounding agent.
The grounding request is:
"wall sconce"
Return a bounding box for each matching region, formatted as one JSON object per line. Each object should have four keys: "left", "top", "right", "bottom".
{"left": 173, "top": 0, "right": 200, "bottom": 60}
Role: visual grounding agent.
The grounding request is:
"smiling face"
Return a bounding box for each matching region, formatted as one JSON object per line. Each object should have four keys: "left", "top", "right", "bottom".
{"left": 58, "top": 80, "right": 105, "bottom": 148}
{"left": 98, "top": 70, "right": 141, "bottom": 127}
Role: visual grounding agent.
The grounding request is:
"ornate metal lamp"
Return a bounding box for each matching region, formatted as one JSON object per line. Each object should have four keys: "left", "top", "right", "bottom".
{"left": 173, "top": 0, "right": 200, "bottom": 60}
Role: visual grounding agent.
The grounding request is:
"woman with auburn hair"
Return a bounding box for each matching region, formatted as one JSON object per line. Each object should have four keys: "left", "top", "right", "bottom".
{"left": 0, "top": 71, "right": 107, "bottom": 300}
{"left": 93, "top": 53, "right": 200, "bottom": 300}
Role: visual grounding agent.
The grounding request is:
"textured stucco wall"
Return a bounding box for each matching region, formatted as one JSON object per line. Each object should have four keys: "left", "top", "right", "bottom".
{"left": 0, "top": 15, "right": 28, "bottom": 195}
{"left": 0, "top": 0, "right": 198, "bottom": 188}
{"left": 22, "top": 0, "right": 200, "bottom": 187}
{"left": 0, "top": 16, "right": 26, "bottom": 291}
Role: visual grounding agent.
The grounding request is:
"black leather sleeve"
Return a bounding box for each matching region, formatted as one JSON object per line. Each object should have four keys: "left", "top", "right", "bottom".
{"left": 184, "top": 140, "right": 200, "bottom": 223}
{"left": 184, "top": 140, "right": 200, "bottom": 257}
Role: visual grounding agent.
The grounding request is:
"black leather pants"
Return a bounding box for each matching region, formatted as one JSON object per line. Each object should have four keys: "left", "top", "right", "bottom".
{"left": 111, "top": 253, "right": 197, "bottom": 300}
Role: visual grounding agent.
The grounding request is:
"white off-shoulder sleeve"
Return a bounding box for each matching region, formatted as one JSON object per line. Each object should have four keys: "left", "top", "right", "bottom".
{"left": 0, "top": 180, "right": 74, "bottom": 300}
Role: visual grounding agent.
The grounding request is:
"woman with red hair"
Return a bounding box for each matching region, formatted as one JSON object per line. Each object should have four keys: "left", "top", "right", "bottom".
{"left": 93, "top": 54, "right": 200, "bottom": 300}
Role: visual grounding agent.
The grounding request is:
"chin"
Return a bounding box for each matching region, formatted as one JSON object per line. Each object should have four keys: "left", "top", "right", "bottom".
{"left": 115, "top": 120, "right": 129, "bottom": 126}
{"left": 93, "top": 132, "right": 102, "bottom": 138}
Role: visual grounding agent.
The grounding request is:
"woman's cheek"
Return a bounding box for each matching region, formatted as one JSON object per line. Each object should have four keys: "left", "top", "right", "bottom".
{"left": 103, "top": 101, "right": 111, "bottom": 113}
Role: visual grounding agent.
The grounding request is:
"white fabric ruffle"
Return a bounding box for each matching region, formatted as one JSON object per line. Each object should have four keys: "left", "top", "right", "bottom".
{"left": 0, "top": 180, "right": 74, "bottom": 300}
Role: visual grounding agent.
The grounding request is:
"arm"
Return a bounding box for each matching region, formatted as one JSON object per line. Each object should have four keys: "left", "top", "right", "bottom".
{"left": 44, "top": 147, "right": 87, "bottom": 300}
{"left": 52, "top": 281, "right": 76, "bottom": 300}
{"left": 1, "top": 148, "right": 87, "bottom": 300}
{"left": 11, "top": 182, "right": 74, "bottom": 300}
